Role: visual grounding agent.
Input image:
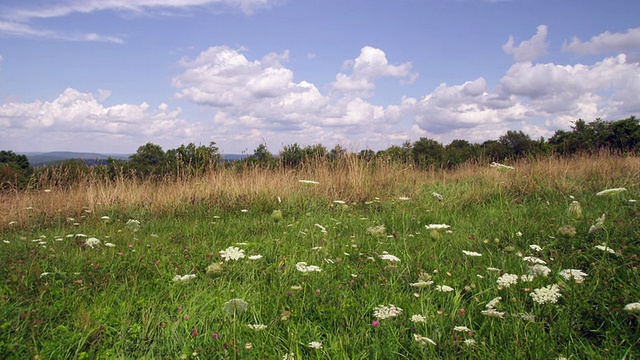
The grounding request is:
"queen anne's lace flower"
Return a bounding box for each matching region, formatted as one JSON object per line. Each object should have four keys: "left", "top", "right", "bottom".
{"left": 462, "top": 250, "right": 482, "bottom": 257}
{"left": 413, "top": 334, "right": 436, "bottom": 345}
{"left": 172, "top": 274, "right": 196, "bottom": 282}
{"left": 559, "top": 269, "right": 588, "bottom": 283}
{"left": 497, "top": 273, "right": 518, "bottom": 288}
{"left": 85, "top": 237, "right": 101, "bottom": 248}
{"left": 295, "top": 262, "right": 322, "bottom": 272}
{"left": 219, "top": 246, "right": 245, "bottom": 261}
{"left": 436, "top": 285, "right": 454, "bottom": 292}
{"left": 530, "top": 284, "right": 562, "bottom": 304}
{"left": 373, "top": 304, "right": 403, "bottom": 319}
{"left": 411, "top": 314, "right": 426, "bottom": 323}
{"left": 379, "top": 252, "right": 401, "bottom": 262}
{"left": 623, "top": 302, "right": 640, "bottom": 313}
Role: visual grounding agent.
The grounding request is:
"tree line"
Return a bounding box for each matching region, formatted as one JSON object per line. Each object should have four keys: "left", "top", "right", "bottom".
{"left": 1, "top": 116, "right": 638, "bottom": 190}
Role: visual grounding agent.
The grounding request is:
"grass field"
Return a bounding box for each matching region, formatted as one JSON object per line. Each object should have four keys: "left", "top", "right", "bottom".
{"left": 1, "top": 153, "right": 639, "bottom": 359}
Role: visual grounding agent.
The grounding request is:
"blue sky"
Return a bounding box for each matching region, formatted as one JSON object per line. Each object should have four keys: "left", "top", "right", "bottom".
{"left": 1, "top": 0, "right": 639, "bottom": 155}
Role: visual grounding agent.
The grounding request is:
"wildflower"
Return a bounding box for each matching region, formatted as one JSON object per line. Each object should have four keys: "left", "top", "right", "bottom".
{"left": 588, "top": 214, "right": 606, "bottom": 234}
{"left": 206, "top": 262, "right": 224, "bottom": 275}
{"left": 486, "top": 297, "right": 501, "bottom": 309}
{"left": 101, "top": 216, "right": 110, "bottom": 221}
{"left": 398, "top": 196, "right": 410, "bottom": 201}
{"left": 295, "top": 262, "right": 322, "bottom": 272}
{"left": 411, "top": 314, "right": 426, "bottom": 323}
{"left": 172, "top": 274, "right": 196, "bottom": 282}
{"left": 567, "top": 201, "right": 583, "bottom": 219}
{"left": 248, "top": 324, "right": 267, "bottom": 331}
{"left": 413, "top": 334, "right": 436, "bottom": 346}
{"left": 454, "top": 326, "right": 471, "bottom": 332}
{"left": 283, "top": 353, "right": 295, "bottom": 360}
{"left": 559, "top": 269, "right": 588, "bottom": 283}
{"left": 379, "top": 252, "right": 401, "bottom": 262}
{"left": 240, "top": 209, "right": 248, "bottom": 213}
{"left": 410, "top": 280, "right": 434, "bottom": 288}
{"left": 40, "top": 272, "right": 50, "bottom": 278}
{"left": 298, "top": 180, "right": 319, "bottom": 185}
{"left": 308, "top": 341, "right": 322, "bottom": 349}
{"left": 432, "top": 192, "right": 443, "bottom": 201}
{"left": 372, "top": 320, "right": 380, "bottom": 327}
{"left": 487, "top": 267, "right": 501, "bottom": 272}
{"left": 219, "top": 246, "right": 245, "bottom": 261}
{"left": 248, "top": 255, "right": 263, "bottom": 260}
{"left": 315, "top": 224, "right": 327, "bottom": 233}
{"left": 426, "top": 224, "right": 451, "bottom": 230}
{"left": 373, "top": 304, "right": 403, "bottom": 320}
{"left": 104, "top": 242, "right": 116, "bottom": 247}
{"left": 85, "top": 237, "right": 101, "bottom": 248}
{"left": 462, "top": 250, "right": 482, "bottom": 257}
{"left": 366, "top": 225, "right": 386, "bottom": 236}
{"left": 623, "top": 302, "right": 640, "bottom": 313}
{"left": 436, "top": 285, "right": 454, "bottom": 292}
{"left": 528, "top": 264, "right": 551, "bottom": 277}
{"left": 530, "top": 284, "right": 562, "bottom": 304}
{"left": 515, "top": 313, "right": 536, "bottom": 322}
{"left": 596, "top": 187, "right": 627, "bottom": 196}
{"left": 481, "top": 309, "right": 505, "bottom": 318}
{"left": 244, "top": 342, "right": 253, "bottom": 350}
{"left": 529, "top": 244, "right": 542, "bottom": 252}
{"left": 224, "top": 298, "right": 248, "bottom": 316}
{"left": 523, "top": 256, "right": 546, "bottom": 265}
{"left": 594, "top": 244, "right": 617, "bottom": 255}
{"left": 520, "top": 275, "right": 534, "bottom": 282}
{"left": 191, "top": 328, "right": 198, "bottom": 337}
{"left": 126, "top": 219, "right": 140, "bottom": 232}
{"left": 490, "top": 162, "right": 514, "bottom": 170}
{"left": 464, "top": 339, "right": 477, "bottom": 346}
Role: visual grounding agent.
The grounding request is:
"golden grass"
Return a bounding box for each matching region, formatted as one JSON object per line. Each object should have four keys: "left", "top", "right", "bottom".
{"left": 1, "top": 152, "right": 638, "bottom": 230}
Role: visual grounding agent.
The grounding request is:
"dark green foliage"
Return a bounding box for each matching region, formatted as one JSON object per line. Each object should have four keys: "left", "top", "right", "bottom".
{"left": 0, "top": 150, "right": 31, "bottom": 189}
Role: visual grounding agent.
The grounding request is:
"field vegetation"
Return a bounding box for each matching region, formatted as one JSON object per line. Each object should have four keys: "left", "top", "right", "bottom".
{"left": 0, "top": 150, "right": 638, "bottom": 359}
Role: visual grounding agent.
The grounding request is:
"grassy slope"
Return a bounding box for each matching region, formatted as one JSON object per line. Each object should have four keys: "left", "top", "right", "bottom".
{"left": 0, "top": 154, "right": 638, "bottom": 359}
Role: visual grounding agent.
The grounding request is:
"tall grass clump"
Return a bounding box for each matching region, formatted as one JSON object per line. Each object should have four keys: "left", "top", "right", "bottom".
{"left": 0, "top": 152, "right": 638, "bottom": 359}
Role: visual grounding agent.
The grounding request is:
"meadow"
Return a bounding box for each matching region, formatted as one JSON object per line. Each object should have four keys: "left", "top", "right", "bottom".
{"left": 0, "top": 153, "right": 638, "bottom": 359}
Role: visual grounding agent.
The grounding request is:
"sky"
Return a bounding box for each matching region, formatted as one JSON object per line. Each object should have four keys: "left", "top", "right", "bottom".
{"left": 1, "top": 0, "right": 639, "bottom": 155}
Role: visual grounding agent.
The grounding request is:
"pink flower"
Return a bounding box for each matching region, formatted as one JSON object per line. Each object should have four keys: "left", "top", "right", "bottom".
{"left": 372, "top": 320, "right": 380, "bottom": 327}
{"left": 191, "top": 328, "right": 198, "bottom": 337}
{"left": 315, "top": 289, "right": 321, "bottom": 295}
{"left": 212, "top": 332, "right": 219, "bottom": 339}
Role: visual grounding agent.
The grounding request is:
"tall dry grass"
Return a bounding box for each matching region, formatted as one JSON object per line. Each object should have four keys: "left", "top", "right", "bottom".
{"left": 1, "top": 152, "right": 638, "bottom": 230}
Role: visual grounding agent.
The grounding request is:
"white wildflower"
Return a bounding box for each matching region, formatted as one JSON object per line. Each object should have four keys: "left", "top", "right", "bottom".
{"left": 464, "top": 339, "right": 477, "bottom": 346}
{"left": 528, "top": 264, "right": 551, "bottom": 277}
{"left": 413, "top": 334, "right": 436, "bottom": 346}
{"left": 588, "top": 214, "right": 606, "bottom": 234}
{"left": 514, "top": 313, "right": 536, "bottom": 322}
{"left": 432, "top": 192, "right": 443, "bottom": 201}
{"left": 172, "top": 274, "right": 196, "bottom": 282}
{"left": 497, "top": 273, "right": 518, "bottom": 288}
{"left": 530, "top": 284, "right": 562, "bottom": 304}
{"left": 410, "top": 280, "right": 434, "bottom": 288}
{"left": 398, "top": 196, "right": 410, "bottom": 201}
{"left": 529, "top": 244, "right": 542, "bottom": 252}
{"left": 487, "top": 267, "right": 501, "bottom": 272}
{"left": 623, "top": 302, "right": 640, "bottom": 313}
{"left": 596, "top": 187, "right": 627, "bottom": 196}
{"left": 462, "top": 250, "right": 482, "bottom": 257}
{"left": 379, "top": 252, "right": 401, "bottom": 262}
{"left": 481, "top": 309, "right": 505, "bottom": 318}
{"left": 308, "top": 341, "right": 323, "bottom": 349}
{"left": 436, "top": 285, "right": 454, "bottom": 292}
{"left": 247, "top": 324, "right": 267, "bottom": 331}
{"left": 426, "top": 224, "right": 450, "bottom": 230}
{"left": 295, "top": 262, "right": 322, "bottom": 273}
{"left": 104, "top": 242, "right": 116, "bottom": 247}
{"left": 486, "top": 297, "right": 502, "bottom": 309}
{"left": 366, "top": 225, "right": 386, "bottom": 236}
{"left": 248, "top": 254, "right": 263, "bottom": 260}
{"left": 126, "top": 219, "right": 140, "bottom": 232}
{"left": 490, "top": 162, "right": 514, "bottom": 170}
{"left": 411, "top": 314, "right": 426, "bottom": 323}
{"left": 520, "top": 275, "right": 535, "bottom": 282}
{"left": 568, "top": 201, "right": 583, "bottom": 219}
{"left": 559, "top": 269, "right": 588, "bottom": 283}
{"left": 523, "top": 256, "right": 547, "bottom": 265}
{"left": 219, "top": 246, "right": 245, "bottom": 261}
{"left": 85, "top": 237, "right": 101, "bottom": 249}
{"left": 224, "top": 298, "right": 248, "bottom": 315}
{"left": 315, "top": 224, "right": 327, "bottom": 233}
{"left": 454, "top": 326, "right": 471, "bottom": 332}
{"left": 373, "top": 304, "right": 403, "bottom": 320}
{"left": 40, "top": 272, "right": 50, "bottom": 278}
{"left": 594, "top": 244, "right": 617, "bottom": 255}
{"left": 282, "top": 353, "right": 294, "bottom": 360}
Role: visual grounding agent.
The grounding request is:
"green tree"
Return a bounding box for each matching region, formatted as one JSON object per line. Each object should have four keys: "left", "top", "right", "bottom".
{"left": 249, "top": 143, "right": 276, "bottom": 168}
{"left": 129, "top": 143, "right": 166, "bottom": 178}
{"left": 0, "top": 150, "right": 31, "bottom": 189}
{"left": 411, "top": 138, "right": 444, "bottom": 168}
{"left": 279, "top": 143, "right": 304, "bottom": 168}
{"left": 499, "top": 130, "right": 535, "bottom": 158}
{"left": 444, "top": 139, "right": 478, "bottom": 167}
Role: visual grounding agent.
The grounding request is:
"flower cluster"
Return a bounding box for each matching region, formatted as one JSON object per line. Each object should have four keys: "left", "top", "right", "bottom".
{"left": 295, "top": 262, "right": 322, "bottom": 272}
{"left": 559, "top": 269, "right": 588, "bottom": 283}
{"left": 373, "top": 304, "right": 403, "bottom": 320}
{"left": 497, "top": 273, "right": 518, "bottom": 288}
{"left": 219, "top": 246, "right": 245, "bottom": 261}
{"left": 530, "top": 284, "right": 562, "bottom": 304}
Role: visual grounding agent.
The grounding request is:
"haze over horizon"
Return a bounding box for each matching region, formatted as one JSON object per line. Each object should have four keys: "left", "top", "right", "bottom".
{"left": 1, "top": 0, "right": 639, "bottom": 155}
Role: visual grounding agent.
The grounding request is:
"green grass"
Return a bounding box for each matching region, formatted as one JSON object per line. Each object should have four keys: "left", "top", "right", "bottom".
{"left": 1, "top": 161, "right": 639, "bottom": 359}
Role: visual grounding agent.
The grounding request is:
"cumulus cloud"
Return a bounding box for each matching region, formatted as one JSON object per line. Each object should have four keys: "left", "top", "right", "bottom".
{"left": 562, "top": 27, "right": 640, "bottom": 56}
{"left": 503, "top": 25, "right": 549, "bottom": 62}
{"left": 0, "top": 88, "right": 201, "bottom": 152}
{"left": 332, "top": 46, "right": 417, "bottom": 96}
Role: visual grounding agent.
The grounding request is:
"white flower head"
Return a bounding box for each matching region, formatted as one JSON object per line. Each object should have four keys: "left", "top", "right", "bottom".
{"left": 530, "top": 284, "right": 562, "bottom": 304}
{"left": 379, "top": 251, "right": 401, "bottom": 262}
{"left": 426, "top": 224, "right": 451, "bottom": 230}
{"left": 308, "top": 341, "right": 323, "bottom": 349}
{"left": 490, "top": 162, "right": 514, "bottom": 170}
{"left": 528, "top": 264, "right": 551, "bottom": 277}
{"left": 594, "top": 244, "right": 617, "bottom": 255}
{"left": 411, "top": 314, "right": 426, "bottom": 323}
{"left": 462, "top": 250, "right": 482, "bottom": 257}
{"left": 248, "top": 254, "right": 263, "bottom": 260}
{"left": 529, "top": 244, "right": 542, "bottom": 252}
{"left": 589, "top": 214, "right": 606, "bottom": 234}
{"left": 486, "top": 297, "right": 502, "bottom": 309}
{"left": 224, "top": 298, "right": 248, "bottom": 316}
{"left": 454, "top": 326, "right": 471, "bottom": 332}
{"left": 219, "top": 246, "right": 245, "bottom": 261}
{"left": 373, "top": 304, "right": 403, "bottom": 320}
{"left": 410, "top": 280, "right": 434, "bottom": 288}
{"left": 126, "top": 219, "right": 140, "bottom": 232}
{"left": 432, "top": 192, "right": 443, "bottom": 201}
{"left": 623, "top": 302, "right": 640, "bottom": 313}
{"left": 295, "top": 262, "right": 322, "bottom": 273}
{"left": 481, "top": 309, "right": 506, "bottom": 318}
{"left": 172, "top": 274, "right": 196, "bottom": 282}
{"left": 436, "top": 285, "right": 454, "bottom": 292}
{"left": 248, "top": 324, "right": 267, "bottom": 331}
{"left": 85, "top": 237, "right": 101, "bottom": 249}
{"left": 523, "top": 256, "right": 547, "bottom": 265}
{"left": 413, "top": 334, "right": 436, "bottom": 346}
{"left": 559, "top": 269, "right": 588, "bottom": 283}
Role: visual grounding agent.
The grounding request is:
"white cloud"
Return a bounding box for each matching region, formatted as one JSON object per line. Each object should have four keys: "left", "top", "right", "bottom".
{"left": 0, "top": 19, "right": 124, "bottom": 43}
{"left": 563, "top": 27, "right": 640, "bottom": 56}
{"left": 503, "top": 25, "right": 549, "bottom": 62}
{"left": 0, "top": 88, "right": 200, "bottom": 152}
{"left": 332, "top": 46, "right": 417, "bottom": 96}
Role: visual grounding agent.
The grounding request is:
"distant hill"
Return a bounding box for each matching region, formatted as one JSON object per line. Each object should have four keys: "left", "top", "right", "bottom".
{"left": 20, "top": 151, "right": 247, "bottom": 167}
